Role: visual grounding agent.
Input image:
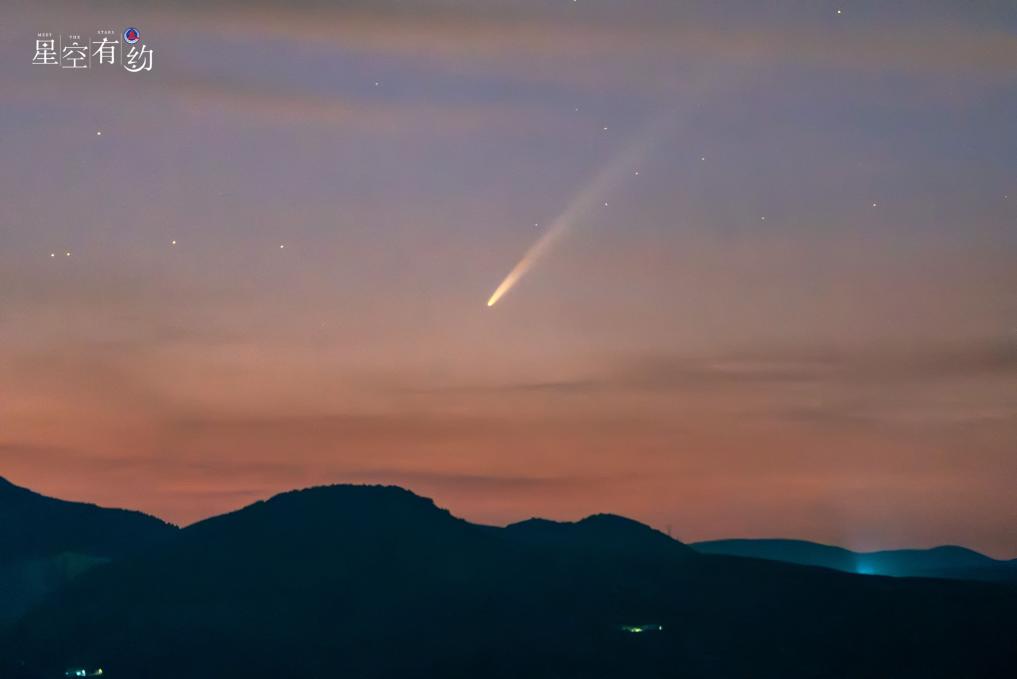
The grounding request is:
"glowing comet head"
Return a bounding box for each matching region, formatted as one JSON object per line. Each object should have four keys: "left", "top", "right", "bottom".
{"left": 485, "top": 234, "right": 555, "bottom": 307}
{"left": 486, "top": 269, "right": 525, "bottom": 307}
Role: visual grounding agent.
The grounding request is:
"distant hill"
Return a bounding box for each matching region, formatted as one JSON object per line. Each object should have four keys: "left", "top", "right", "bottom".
{"left": 693, "top": 538, "right": 1017, "bottom": 583}
{"left": 0, "top": 476, "right": 177, "bottom": 625}
{"left": 505, "top": 514, "right": 695, "bottom": 559}
{"left": 4, "top": 483, "right": 1016, "bottom": 678}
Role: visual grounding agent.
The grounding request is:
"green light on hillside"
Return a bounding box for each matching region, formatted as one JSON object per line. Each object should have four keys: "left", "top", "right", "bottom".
{"left": 620, "top": 624, "right": 663, "bottom": 633}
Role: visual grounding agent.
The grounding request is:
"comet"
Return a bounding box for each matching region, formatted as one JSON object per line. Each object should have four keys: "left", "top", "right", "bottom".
{"left": 486, "top": 119, "right": 671, "bottom": 307}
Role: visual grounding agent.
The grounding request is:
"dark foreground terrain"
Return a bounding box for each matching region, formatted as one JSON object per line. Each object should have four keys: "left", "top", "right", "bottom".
{"left": 2, "top": 481, "right": 1015, "bottom": 678}
{"left": 0, "top": 477, "right": 176, "bottom": 625}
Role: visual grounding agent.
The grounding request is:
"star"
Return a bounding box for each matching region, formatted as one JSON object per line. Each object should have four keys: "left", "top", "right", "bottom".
{"left": 65, "top": 251, "right": 71, "bottom": 257}
{"left": 700, "top": 156, "right": 706, "bottom": 161}
{"left": 634, "top": 171, "right": 640, "bottom": 176}
{"left": 96, "top": 131, "right": 102, "bottom": 136}
{"left": 872, "top": 202, "right": 878, "bottom": 207}
{"left": 50, "top": 253, "right": 56, "bottom": 258}
{"left": 603, "top": 202, "right": 609, "bottom": 207}
{"left": 836, "top": 9, "right": 843, "bottom": 15}
{"left": 279, "top": 244, "right": 286, "bottom": 249}
{"left": 603, "top": 126, "right": 608, "bottom": 131}
{"left": 171, "top": 240, "right": 177, "bottom": 245}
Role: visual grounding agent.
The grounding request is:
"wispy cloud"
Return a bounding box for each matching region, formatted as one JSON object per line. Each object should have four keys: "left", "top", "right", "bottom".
{"left": 423, "top": 339, "right": 1017, "bottom": 394}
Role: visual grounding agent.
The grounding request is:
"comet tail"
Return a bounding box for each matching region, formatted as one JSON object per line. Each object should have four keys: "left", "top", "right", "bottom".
{"left": 486, "top": 119, "right": 669, "bottom": 307}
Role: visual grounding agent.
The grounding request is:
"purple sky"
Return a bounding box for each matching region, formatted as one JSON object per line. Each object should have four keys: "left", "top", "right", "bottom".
{"left": 2, "top": 1, "right": 1016, "bottom": 556}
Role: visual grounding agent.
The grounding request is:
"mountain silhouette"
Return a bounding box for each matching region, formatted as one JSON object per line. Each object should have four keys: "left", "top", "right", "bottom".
{"left": 0, "top": 476, "right": 176, "bottom": 563}
{"left": 693, "top": 538, "right": 1017, "bottom": 583}
{"left": 505, "top": 514, "right": 694, "bottom": 560}
{"left": 4, "top": 482, "right": 1016, "bottom": 678}
{"left": 0, "top": 476, "right": 177, "bottom": 624}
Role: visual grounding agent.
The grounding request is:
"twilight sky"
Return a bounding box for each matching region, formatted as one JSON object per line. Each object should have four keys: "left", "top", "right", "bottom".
{"left": 2, "top": 1, "right": 1016, "bottom": 556}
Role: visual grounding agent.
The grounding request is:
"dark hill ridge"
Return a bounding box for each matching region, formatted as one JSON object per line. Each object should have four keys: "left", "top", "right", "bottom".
{"left": 0, "top": 476, "right": 179, "bottom": 626}
{"left": 506, "top": 514, "right": 694, "bottom": 559}
{"left": 693, "top": 538, "right": 1017, "bottom": 583}
{"left": 0, "top": 475, "right": 177, "bottom": 563}
{"left": 4, "top": 483, "right": 1017, "bottom": 678}
{"left": 186, "top": 483, "right": 468, "bottom": 537}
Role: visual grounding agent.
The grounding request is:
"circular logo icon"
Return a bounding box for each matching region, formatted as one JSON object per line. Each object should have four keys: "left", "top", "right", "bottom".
{"left": 123, "top": 27, "right": 140, "bottom": 44}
